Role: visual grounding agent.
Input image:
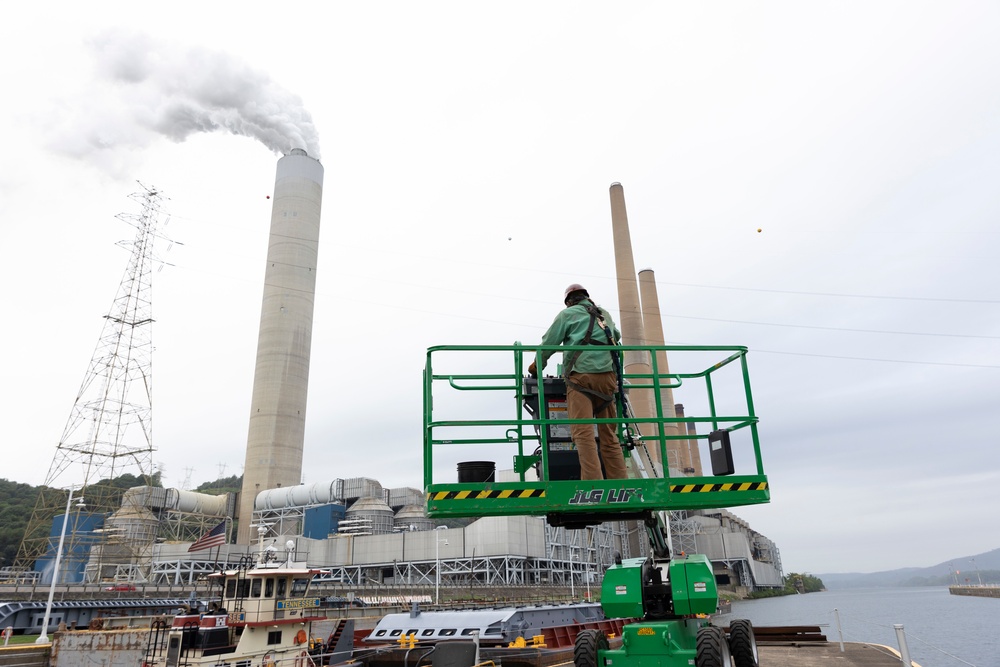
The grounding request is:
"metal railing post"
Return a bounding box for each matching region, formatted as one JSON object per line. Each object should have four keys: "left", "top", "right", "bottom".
{"left": 893, "top": 624, "right": 912, "bottom": 666}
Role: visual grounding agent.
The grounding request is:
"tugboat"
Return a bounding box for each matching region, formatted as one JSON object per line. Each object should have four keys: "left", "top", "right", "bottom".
{"left": 146, "top": 541, "right": 331, "bottom": 667}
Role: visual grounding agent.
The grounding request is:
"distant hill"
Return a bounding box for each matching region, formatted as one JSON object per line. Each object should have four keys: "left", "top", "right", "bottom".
{"left": 193, "top": 474, "right": 242, "bottom": 497}
{"left": 0, "top": 479, "right": 41, "bottom": 568}
{"left": 818, "top": 547, "right": 1000, "bottom": 588}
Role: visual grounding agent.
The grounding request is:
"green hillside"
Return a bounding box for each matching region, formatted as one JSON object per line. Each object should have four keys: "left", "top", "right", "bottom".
{"left": 0, "top": 479, "right": 40, "bottom": 568}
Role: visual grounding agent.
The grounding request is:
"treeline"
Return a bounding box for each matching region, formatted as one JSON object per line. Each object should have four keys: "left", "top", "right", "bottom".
{"left": 193, "top": 475, "right": 243, "bottom": 496}
{"left": 0, "top": 479, "right": 41, "bottom": 569}
{"left": 746, "top": 572, "right": 826, "bottom": 598}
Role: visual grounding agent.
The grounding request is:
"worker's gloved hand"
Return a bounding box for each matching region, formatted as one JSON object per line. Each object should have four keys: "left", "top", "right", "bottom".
{"left": 527, "top": 361, "right": 538, "bottom": 377}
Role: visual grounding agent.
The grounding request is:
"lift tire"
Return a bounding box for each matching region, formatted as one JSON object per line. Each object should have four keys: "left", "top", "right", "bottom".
{"left": 727, "top": 619, "right": 758, "bottom": 667}
{"left": 574, "top": 629, "right": 608, "bottom": 667}
{"left": 696, "top": 626, "right": 733, "bottom": 667}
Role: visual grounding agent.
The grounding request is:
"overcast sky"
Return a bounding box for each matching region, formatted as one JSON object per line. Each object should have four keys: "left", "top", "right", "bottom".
{"left": 1, "top": 2, "right": 997, "bottom": 575}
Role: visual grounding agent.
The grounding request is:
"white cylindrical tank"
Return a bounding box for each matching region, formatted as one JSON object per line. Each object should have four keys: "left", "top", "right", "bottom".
{"left": 393, "top": 505, "right": 433, "bottom": 532}
{"left": 238, "top": 150, "right": 324, "bottom": 543}
{"left": 289, "top": 485, "right": 314, "bottom": 507}
{"left": 125, "top": 486, "right": 229, "bottom": 516}
{"left": 344, "top": 496, "right": 394, "bottom": 535}
{"left": 172, "top": 490, "right": 230, "bottom": 516}
{"left": 104, "top": 503, "right": 160, "bottom": 544}
{"left": 253, "top": 480, "right": 341, "bottom": 511}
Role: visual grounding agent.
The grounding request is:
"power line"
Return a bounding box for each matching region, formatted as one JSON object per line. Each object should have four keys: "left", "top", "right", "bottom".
{"left": 331, "top": 294, "right": 1000, "bottom": 370}
{"left": 165, "top": 222, "right": 997, "bottom": 306}
{"left": 170, "top": 250, "right": 1000, "bottom": 348}
{"left": 749, "top": 348, "right": 1000, "bottom": 370}
{"left": 341, "top": 244, "right": 999, "bottom": 305}
{"left": 649, "top": 281, "right": 1000, "bottom": 305}
{"left": 666, "top": 314, "right": 1000, "bottom": 340}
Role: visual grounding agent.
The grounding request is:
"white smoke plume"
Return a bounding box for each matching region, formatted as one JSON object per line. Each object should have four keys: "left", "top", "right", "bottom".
{"left": 48, "top": 30, "right": 320, "bottom": 169}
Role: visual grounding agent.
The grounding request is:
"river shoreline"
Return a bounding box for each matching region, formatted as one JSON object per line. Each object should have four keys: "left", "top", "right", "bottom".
{"left": 948, "top": 584, "right": 1000, "bottom": 599}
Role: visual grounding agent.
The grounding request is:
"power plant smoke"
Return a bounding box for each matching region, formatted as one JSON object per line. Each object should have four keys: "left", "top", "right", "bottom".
{"left": 51, "top": 31, "right": 321, "bottom": 166}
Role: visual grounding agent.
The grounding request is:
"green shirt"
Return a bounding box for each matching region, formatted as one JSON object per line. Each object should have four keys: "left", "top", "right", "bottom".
{"left": 538, "top": 299, "right": 621, "bottom": 374}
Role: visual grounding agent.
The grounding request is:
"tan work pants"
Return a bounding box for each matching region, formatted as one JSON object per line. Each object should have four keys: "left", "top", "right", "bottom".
{"left": 567, "top": 371, "right": 628, "bottom": 480}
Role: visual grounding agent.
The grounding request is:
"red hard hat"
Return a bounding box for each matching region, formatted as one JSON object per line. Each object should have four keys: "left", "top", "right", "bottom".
{"left": 564, "top": 283, "right": 589, "bottom": 304}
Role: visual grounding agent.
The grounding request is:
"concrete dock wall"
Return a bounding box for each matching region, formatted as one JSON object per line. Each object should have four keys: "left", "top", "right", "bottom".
{"left": 949, "top": 585, "right": 1000, "bottom": 598}
{"left": 51, "top": 629, "right": 149, "bottom": 667}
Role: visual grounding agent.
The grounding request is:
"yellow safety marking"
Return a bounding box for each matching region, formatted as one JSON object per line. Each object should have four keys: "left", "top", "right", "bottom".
{"left": 669, "top": 481, "right": 767, "bottom": 494}
{"left": 428, "top": 489, "right": 546, "bottom": 501}
{"left": 432, "top": 483, "right": 763, "bottom": 501}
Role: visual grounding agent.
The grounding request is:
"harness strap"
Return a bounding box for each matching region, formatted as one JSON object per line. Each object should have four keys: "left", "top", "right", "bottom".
{"left": 564, "top": 302, "right": 619, "bottom": 412}
{"left": 566, "top": 377, "right": 616, "bottom": 412}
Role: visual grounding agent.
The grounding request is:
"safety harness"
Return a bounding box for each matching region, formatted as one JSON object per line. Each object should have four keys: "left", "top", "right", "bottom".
{"left": 563, "top": 301, "right": 622, "bottom": 413}
{"left": 559, "top": 300, "right": 645, "bottom": 453}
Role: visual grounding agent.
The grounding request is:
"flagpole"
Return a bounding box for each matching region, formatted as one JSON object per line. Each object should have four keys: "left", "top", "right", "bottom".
{"left": 213, "top": 517, "right": 228, "bottom": 572}
{"left": 188, "top": 519, "right": 228, "bottom": 554}
{"left": 223, "top": 516, "right": 231, "bottom": 570}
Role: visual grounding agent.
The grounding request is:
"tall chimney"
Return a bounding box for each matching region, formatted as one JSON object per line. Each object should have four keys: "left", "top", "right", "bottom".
{"left": 678, "top": 404, "right": 703, "bottom": 476}
{"left": 637, "top": 269, "right": 684, "bottom": 473}
{"left": 237, "top": 149, "right": 324, "bottom": 543}
{"left": 609, "top": 183, "right": 659, "bottom": 468}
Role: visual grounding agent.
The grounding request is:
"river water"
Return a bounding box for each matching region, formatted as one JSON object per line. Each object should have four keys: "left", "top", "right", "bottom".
{"left": 716, "top": 587, "right": 995, "bottom": 667}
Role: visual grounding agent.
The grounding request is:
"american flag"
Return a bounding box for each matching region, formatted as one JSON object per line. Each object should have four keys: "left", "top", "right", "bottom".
{"left": 188, "top": 520, "right": 227, "bottom": 552}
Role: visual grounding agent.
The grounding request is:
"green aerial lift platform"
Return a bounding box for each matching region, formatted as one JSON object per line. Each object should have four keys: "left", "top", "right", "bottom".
{"left": 424, "top": 343, "right": 768, "bottom": 522}
{"left": 423, "top": 343, "right": 770, "bottom": 667}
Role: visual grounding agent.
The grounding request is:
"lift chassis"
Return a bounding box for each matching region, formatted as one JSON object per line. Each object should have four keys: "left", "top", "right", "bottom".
{"left": 581, "top": 554, "right": 759, "bottom": 667}
{"left": 423, "top": 343, "right": 769, "bottom": 667}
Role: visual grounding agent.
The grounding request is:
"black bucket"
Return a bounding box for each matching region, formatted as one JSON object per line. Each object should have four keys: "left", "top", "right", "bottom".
{"left": 457, "top": 461, "right": 496, "bottom": 483}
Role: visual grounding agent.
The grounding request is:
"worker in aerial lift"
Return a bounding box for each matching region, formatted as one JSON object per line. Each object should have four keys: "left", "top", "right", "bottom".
{"left": 528, "top": 284, "right": 628, "bottom": 480}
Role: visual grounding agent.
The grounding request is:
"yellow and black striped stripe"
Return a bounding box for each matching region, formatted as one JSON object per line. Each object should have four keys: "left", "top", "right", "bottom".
{"left": 428, "top": 489, "right": 547, "bottom": 501}
{"left": 670, "top": 481, "right": 768, "bottom": 493}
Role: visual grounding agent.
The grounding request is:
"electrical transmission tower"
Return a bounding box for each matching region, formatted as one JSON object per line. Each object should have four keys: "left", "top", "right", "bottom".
{"left": 16, "top": 184, "right": 169, "bottom": 584}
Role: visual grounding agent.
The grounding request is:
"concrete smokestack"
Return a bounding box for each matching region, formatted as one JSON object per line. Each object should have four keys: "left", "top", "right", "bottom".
{"left": 609, "top": 183, "right": 659, "bottom": 468}
{"left": 637, "top": 269, "right": 684, "bottom": 472}
{"left": 678, "top": 404, "right": 703, "bottom": 476}
{"left": 237, "top": 149, "right": 324, "bottom": 543}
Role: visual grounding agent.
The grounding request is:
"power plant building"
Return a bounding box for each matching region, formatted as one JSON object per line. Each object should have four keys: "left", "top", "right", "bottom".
{"left": 136, "top": 474, "right": 783, "bottom": 595}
